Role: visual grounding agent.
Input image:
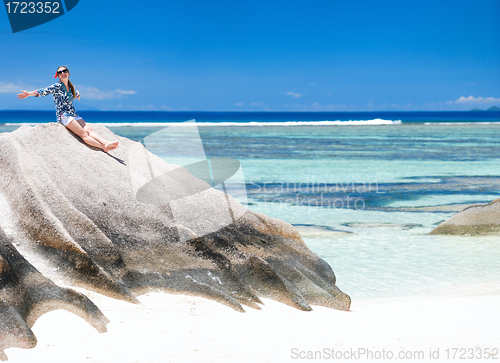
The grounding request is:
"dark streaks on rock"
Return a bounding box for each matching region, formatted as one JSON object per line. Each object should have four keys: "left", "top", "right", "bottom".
{"left": 0, "top": 230, "right": 109, "bottom": 360}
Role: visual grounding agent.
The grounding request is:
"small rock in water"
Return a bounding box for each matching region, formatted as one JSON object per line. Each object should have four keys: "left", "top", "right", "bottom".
{"left": 430, "top": 199, "right": 500, "bottom": 235}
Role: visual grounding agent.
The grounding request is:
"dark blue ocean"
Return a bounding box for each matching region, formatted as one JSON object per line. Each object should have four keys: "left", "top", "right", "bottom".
{"left": 1, "top": 110, "right": 500, "bottom": 125}
{"left": 1, "top": 110, "right": 500, "bottom": 299}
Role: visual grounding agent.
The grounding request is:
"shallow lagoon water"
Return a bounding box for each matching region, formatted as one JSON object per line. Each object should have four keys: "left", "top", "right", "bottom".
{"left": 194, "top": 123, "right": 500, "bottom": 299}
{"left": 251, "top": 202, "right": 500, "bottom": 299}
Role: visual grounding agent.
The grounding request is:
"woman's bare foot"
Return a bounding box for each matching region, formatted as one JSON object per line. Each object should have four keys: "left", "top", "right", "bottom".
{"left": 103, "top": 141, "right": 119, "bottom": 152}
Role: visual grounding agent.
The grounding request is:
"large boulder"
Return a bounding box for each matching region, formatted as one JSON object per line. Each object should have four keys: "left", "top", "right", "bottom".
{"left": 0, "top": 123, "right": 350, "bottom": 359}
{"left": 430, "top": 199, "right": 500, "bottom": 235}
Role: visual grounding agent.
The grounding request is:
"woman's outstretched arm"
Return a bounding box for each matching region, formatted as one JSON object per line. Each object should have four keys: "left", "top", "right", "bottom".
{"left": 17, "top": 90, "right": 37, "bottom": 99}
{"left": 18, "top": 83, "right": 58, "bottom": 99}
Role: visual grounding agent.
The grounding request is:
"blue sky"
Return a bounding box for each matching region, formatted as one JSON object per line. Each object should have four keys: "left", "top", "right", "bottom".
{"left": 1, "top": 0, "right": 499, "bottom": 111}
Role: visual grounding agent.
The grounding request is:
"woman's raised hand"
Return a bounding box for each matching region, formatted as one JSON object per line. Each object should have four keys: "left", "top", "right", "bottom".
{"left": 17, "top": 90, "right": 29, "bottom": 99}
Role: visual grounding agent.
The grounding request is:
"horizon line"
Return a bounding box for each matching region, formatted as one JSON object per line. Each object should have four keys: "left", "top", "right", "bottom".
{"left": 1, "top": 109, "right": 499, "bottom": 113}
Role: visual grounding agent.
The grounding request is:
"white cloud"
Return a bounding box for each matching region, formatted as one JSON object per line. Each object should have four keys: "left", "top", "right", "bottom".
{"left": 250, "top": 102, "right": 263, "bottom": 106}
{"left": 116, "top": 89, "right": 137, "bottom": 95}
{"left": 282, "top": 101, "right": 352, "bottom": 111}
{"left": 235, "top": 103, "right": 244, "bottom": 106}
{"left": 286, "top": 92, "right": 301, "bottom": 98}
{"left": 0, "top": 83, "right": 137, "bottom": 101}
{"left": 447, "top": 95, "right": 500, "bottom": 105}
{"left": 76, "top": 85, "right": 137, "bottom": 100}
{"left": 0, "top": 82, "right": 26, "bottom": 93}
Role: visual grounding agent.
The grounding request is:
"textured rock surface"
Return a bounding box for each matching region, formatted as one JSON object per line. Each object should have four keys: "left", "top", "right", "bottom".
{"left": 430, "top": 199, "right": 500, "bottom": 235}
{"left": 0, "top": 124, "right": 350, "bottom": 359}
{"left": 0, "top": 229, "right": 108, "bottom": 360}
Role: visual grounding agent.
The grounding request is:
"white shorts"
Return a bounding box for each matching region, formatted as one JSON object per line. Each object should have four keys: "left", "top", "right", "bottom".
{"left": 59, "top": 113, "right": 83, "bottom": 127}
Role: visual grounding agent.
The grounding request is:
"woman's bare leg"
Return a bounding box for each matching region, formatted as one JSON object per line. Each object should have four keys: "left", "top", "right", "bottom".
{"left": 84, "top": 123, "right": 119, "bottom": 151}
{"left": 66, "top": 119, "right": 118, "bottom": 152}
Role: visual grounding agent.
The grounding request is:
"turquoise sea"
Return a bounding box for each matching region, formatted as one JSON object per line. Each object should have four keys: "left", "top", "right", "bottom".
{"left": 1, "top": 111, "right": 500, "bottom": 300}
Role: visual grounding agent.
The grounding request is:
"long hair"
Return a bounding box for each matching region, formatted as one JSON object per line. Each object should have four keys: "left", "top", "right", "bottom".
{"left": 56, "top": 66, "right": 76, "bottom": 99}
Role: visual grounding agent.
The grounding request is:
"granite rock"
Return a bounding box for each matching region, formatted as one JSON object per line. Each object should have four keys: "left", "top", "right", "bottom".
{"left": 430, "top": 199, "right": 500, "bottom": 235}
{"left": 0, "top": 124, "right": 350, "bottom": 359}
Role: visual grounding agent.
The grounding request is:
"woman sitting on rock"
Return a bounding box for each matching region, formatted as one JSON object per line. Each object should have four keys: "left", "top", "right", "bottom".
{"left": 17, "top": 66, "right": 119, "bottom": 153}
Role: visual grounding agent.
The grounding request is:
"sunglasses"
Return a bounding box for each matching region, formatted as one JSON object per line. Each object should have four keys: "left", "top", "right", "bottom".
{"left": 57, "top": 69, "right": 69, "bottom": 75}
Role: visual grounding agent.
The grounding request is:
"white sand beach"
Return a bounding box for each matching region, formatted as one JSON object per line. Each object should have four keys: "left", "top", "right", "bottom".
{"left": 5, "top": 282, "right": 499, "bottom": 363}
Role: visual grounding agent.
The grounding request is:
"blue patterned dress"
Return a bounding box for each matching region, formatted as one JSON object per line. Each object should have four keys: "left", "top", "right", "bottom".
{"left": 35, "top": 82, "right": 80, "bottom": 124}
